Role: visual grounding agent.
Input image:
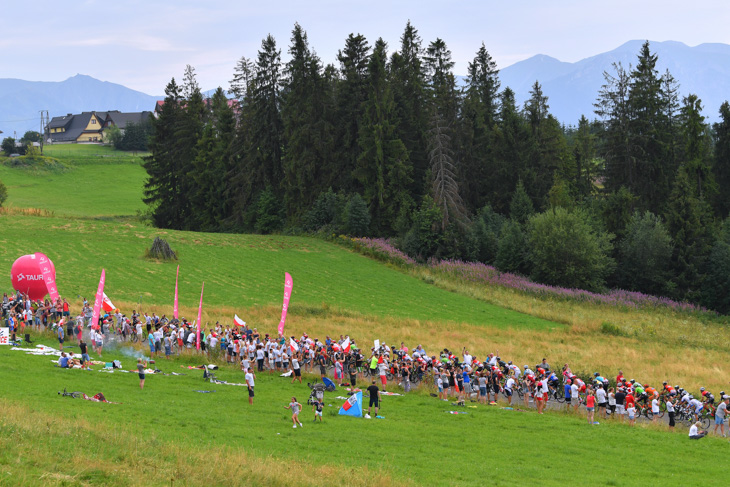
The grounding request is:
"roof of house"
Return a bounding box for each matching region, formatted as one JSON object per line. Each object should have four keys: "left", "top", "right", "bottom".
{"left": 104, "top": 111, "right": 152, "bottom": 129}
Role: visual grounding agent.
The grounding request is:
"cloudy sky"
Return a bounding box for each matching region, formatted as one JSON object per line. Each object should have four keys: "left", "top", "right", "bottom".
{"left": 4, "top": 0, "right": 729, "bottom": 95}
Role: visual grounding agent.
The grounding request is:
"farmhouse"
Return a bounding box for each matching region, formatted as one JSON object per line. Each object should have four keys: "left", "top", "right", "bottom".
{"left": 45, "top": 111, "right": 151, "bottom": 143}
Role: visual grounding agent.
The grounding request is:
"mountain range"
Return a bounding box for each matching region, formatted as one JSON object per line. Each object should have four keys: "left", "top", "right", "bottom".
{"left": 1, "top": 40, "right": 729, "bottom": 138}
{"left": 499, "top": 40, "right": 730, "bottom": 125}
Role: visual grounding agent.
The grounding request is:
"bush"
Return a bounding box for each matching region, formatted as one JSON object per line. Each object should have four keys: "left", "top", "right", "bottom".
{"left": 254, "top": 187, "right": 284, "bottom": 234}
{"left": 0, "top": 180, "right": 7, "bottom": 207}
{"left": 344, "top": 193, "right": 370, "bottom": 237}
{"left": 496, "top": 219, "right": 529, "bottom": 274}
{"left": 527, "top": 207, "right": 615, "bottom": 292}
{"left": 616, "top": 211, "right": 673, "bottom": 296}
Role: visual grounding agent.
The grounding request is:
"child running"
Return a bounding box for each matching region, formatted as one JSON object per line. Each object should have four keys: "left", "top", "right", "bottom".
{"left": 312, "top": 398, "right": 324, "bottom": 423}
{"left": 285, "top": 397, "right": 303, "bottom": 428}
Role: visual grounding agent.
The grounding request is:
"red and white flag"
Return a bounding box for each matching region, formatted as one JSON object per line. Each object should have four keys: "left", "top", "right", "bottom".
{"left": 101, "top": 292, "right": 116, "bottom": 312}
{"left": 290, "top": 337, "right": 299, "bottom": 353}
{"left": 234, "top": 314, "right": 246, "bottom": 327}
{"left": 341, "top": 337, "right": 351, "bottom": 353}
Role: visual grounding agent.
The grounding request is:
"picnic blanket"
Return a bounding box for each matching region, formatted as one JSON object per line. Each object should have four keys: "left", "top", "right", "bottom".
{"left": 446, "top": 411, "right": 468, "bottom": 414}
{"left": 381, "top": 391, "right": 402, "bottom": 396}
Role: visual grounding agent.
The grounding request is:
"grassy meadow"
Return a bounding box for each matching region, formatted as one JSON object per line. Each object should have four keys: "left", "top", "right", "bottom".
{"left": 0, "top": 144, "right": 146, "bottom": 217}
{"left": 1, "top": 338, "right": 728, "bottom": 487}
{"left": 0, "top": 144, "right": 729, "bottom": 485}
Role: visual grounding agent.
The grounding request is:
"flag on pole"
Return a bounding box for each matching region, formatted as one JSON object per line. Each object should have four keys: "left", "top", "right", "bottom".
{"left": 91, "top": 269, "right": 105, "bottom": 330}
{"left": 101, "top": 292, "right": 116, "bottom": 312}
{"left": 196, "top": 282, "right": 204, "bottom": 350}
{"left": 277, "top": 272, "right": 293, "bottom": 336}
{"left": 290, "top": 337, "right": 299, "bottom": 353}
{"left": 36, "top": 252, "right": 59, "bottom": 302}
{"left": 173, "top": 265, "right": 179, "bottom": 320}
{"left": 338, "top": 391, "right": 363, "bottom": 418}
{"left": 234, "top": 314, "right": 246, "bottom": 327}
{"left": 341, "top": 337, "right": 351, "bottom": 353}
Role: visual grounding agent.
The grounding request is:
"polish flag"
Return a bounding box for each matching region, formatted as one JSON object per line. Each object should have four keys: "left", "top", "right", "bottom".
{"left": 341, "top": 337, "right": 351, "bottom": 353}
{"left": 342, "top": 394, "right": 357, "bottom": 411}
{"left": 101, "top": 292, "right": 116, "bottom": 313}
{"left": 290, "top": 338, "right": 299, "bottom": 353}
{"left": 234, "top": 314, "right": 246, "bottom": 327}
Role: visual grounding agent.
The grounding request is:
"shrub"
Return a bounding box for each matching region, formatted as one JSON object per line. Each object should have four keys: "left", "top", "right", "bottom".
{"left": 527, "top": 207, "right": 615, "bottom": 292}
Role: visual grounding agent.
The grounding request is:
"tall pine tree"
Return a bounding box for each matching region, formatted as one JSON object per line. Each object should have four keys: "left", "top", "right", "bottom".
{"left": 355, "top": 38, "right": 412, "bottom": 234}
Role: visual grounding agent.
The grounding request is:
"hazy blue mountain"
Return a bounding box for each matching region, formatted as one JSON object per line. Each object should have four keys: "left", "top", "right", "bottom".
{"left": 498, "top": 40, "right": 730, "bottom": 125}
{"left": 0, "top": 75, "right": 160, "bottom": 137}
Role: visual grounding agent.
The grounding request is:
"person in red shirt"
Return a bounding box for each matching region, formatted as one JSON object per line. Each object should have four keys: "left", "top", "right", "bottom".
{"left": 616, "top": 370, "right": 624, "bottom": 385}
{"left": 625, "top": 390, "right": 636, "bottom": 409}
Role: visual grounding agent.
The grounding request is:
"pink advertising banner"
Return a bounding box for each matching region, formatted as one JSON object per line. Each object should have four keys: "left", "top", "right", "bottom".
{"left": 91, "top": 269, "right": 106, "bottom": 330}
{"left": 196, "top": 282, "right": 204, "bottom": 350}
{"left": 173, "top": 265, "right": 180, "bottom": 320}
{"left": 277, "top": 272, "right": 293, "bottom": 336}
{"left": 35, "top": 252, "right": 59, "bottom": 302}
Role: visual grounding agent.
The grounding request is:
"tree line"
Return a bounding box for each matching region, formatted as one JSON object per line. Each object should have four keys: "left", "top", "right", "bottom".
{"left": 142, "top": 22, "right": 730, "bottom": 313}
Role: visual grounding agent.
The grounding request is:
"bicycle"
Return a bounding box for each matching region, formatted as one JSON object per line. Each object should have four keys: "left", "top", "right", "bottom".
{"left": 58, "top": 388, "right": 82, "bottom": 398}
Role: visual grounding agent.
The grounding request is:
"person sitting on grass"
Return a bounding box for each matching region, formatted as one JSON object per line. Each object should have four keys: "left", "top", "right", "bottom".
{"left": 285, "top": 397, "right": 303, "bottom": 429}
{"left": 58, "top": 352, "right": 69, "bottom": 368}
{"left": 689, "top": 421, "right": 708, "bottom": 439}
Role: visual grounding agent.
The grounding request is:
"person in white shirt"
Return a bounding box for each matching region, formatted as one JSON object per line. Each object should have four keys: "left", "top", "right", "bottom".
{"left": 596, "top": 385, "right": 607, "bottom": 418}
{"left": 689, "top": 421, "right": 706, "bottom": 439}
{"left": 651, "top": 397, "right": 660, "bottom": 421}
{"left": 571, "top": 382, "right": 580, "bottom": 413}
{"left": 245, "top": 367, "right": 256, "bottom": 405}
{"left": 505, "top": 377, "right": 516, "bottom": 405}
{"left": 462, "top": 348, "right": 472, "bottom": 367}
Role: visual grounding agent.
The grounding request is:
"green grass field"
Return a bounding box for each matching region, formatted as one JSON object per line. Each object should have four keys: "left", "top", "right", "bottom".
{"left": 0, "top": 214, "right": 558, "bottom": 331}
{"left": 0, "top": 144, "right": 728, "bottom": 486}
{"left": 0, "top": 145, "right": 146, "bottom": 217}
{"left": 1, "top": 338, "right": 727, "bottom": 487}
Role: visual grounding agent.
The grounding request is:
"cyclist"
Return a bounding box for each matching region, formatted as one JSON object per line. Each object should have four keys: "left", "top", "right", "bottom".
{"left": 633, "top": 383, "right": 647, "bottom": 405}
{"left": 700, "top": 388, "right": 715, "bottom": 407}
{"left": 524, "top": 365, "right": 535, "bottom": 377}
{"left": 689, "top": 395, "right": 704, "bottom": 422}
{"left": 644, "top": 384, "right": 658, "bottom": 400}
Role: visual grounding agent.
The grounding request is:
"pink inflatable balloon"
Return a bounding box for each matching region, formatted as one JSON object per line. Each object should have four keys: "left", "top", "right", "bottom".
{"left": 10, "top": 254, "right": 56, "bottom": 300}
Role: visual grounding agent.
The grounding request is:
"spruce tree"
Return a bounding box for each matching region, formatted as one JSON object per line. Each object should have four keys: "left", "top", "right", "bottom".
{"left": 390, "top": 21, "right": 428, "bottom": 198}
{"left": 281, "top": 23, "right": 336, "bottom": 219}
{"left": 335, "top": 33, "right": 370, "bottom": 192}
{"left": 191, "top": 87, "right": 236, "bottom": 231}
{"left": 143, "top": 78, "right": 192, "bottom": 230}
{"left": 355, "top": 38, "right": 412, "bottom": 234}
{"left": 680, "top": 94, "right": 713, "bottom": 199}
{"left": 458, "top": 43, "right": 499, "bottom": 212}
{"left": 713, "top": 101, "right": 730, "bottom": 217}
{"left": 665, "top": 168, "right": 714, "bottom": 300}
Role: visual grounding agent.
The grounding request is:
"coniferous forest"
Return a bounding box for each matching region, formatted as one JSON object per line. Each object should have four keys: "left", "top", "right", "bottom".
{"left": 142, "top": 22, "right": 730, "bottom": 313}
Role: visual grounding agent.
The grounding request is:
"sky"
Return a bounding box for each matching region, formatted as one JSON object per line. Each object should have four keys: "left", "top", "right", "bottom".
{"left": 4, "top": 0, "right": 730, "bottom": 95}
